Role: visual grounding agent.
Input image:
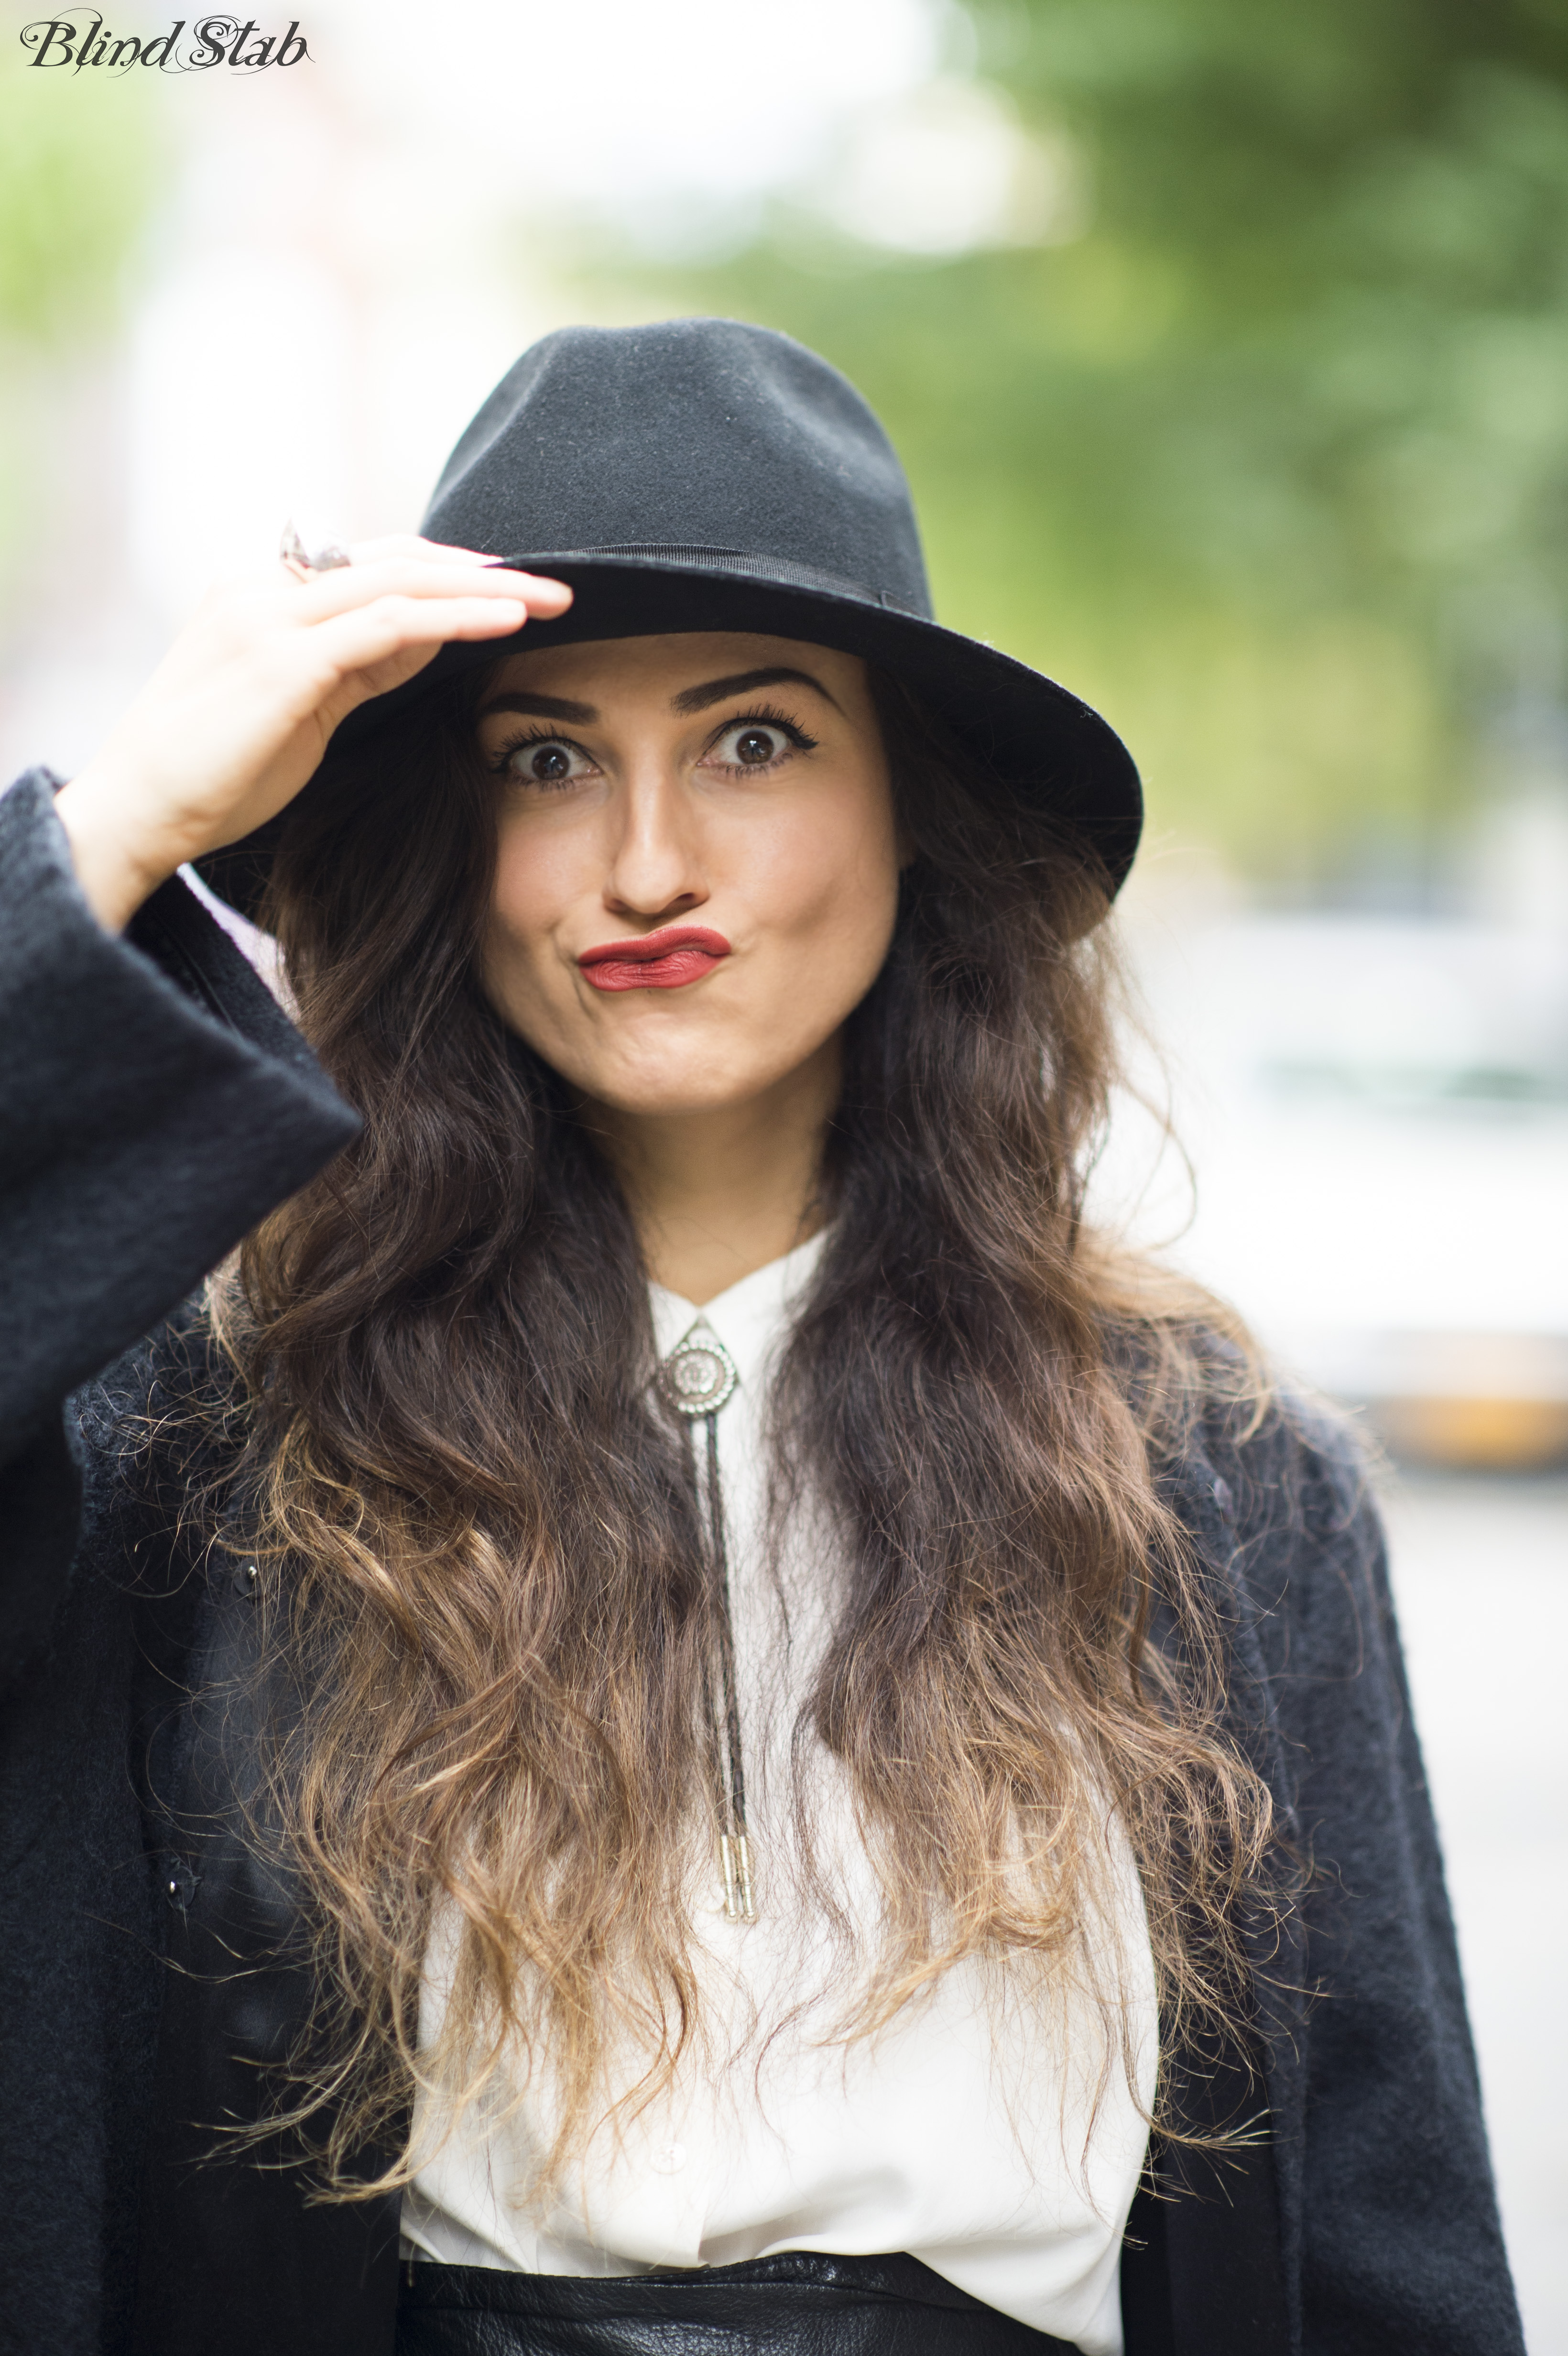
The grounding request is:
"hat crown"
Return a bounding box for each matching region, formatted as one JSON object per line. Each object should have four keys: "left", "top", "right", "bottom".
{"left": 421, "top": 317, "right": 934, "bottom": 621}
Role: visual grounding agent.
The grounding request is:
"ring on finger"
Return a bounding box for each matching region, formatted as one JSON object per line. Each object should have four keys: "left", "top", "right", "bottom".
{"left": 280, "top": 518, "right": 352, "bottom": 582}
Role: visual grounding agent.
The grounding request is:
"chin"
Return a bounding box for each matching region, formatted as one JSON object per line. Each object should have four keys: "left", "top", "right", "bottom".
{"left": 569, "top": 1020, "right": 804, "bottom": 1116}
{"left": 586, "top": 1060, "right": 771, "bottom": 1119}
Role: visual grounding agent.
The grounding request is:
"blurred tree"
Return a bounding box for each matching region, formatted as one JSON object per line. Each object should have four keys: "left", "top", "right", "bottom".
{"left": 594, "top": 0, "right": 1568, "bottom": 890}
{"left": 0, "top": 65, "right": 165, "bottom": 588}
{"left": 0, "top": 66, "right": 162, "bottom": 337}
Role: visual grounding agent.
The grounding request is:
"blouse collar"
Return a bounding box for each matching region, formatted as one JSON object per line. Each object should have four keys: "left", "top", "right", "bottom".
{"left": 649, "top": 1228, "right": 831, "bottom": 1399}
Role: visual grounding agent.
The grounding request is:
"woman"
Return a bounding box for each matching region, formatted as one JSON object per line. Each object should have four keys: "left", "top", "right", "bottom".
{"left": 0, "top": 319, "right": 1521, "bottom": 2356}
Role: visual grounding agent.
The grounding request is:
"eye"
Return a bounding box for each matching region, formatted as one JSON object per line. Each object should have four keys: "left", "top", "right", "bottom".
{"left": 704, "top": 712, "right": 817, "bottom": 774}
{"left": 723, "top": 723, "right": 787, "bottom": 768}
{"left": 496, "top": 734, "right": 596, "bottom": 788}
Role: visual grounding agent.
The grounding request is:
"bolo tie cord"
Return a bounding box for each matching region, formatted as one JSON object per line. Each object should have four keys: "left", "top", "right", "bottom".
{"left": 698, "top": 1406, "right": 754, "bottom": 1922}
{"left": 659, "top": 1320, "right": 754, "bottom": 1922}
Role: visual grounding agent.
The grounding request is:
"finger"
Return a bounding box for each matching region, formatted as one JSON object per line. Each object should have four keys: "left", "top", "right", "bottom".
{"left": 308, "top": 593, "right": 532, "bottom": 679}
{"left": 344, "top": 533, "right": 561, "bottom": 577}
{"left": 289, "top": 558, "right": 570, "bottom": 623}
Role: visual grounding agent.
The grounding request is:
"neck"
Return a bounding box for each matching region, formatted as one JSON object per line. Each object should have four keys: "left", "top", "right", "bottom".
{"left": 582, "top": 1037, "right": 839, "bottom": 1305}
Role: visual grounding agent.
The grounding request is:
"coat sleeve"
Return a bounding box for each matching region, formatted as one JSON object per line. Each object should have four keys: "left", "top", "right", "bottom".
{"left": 0, "top": 768, "right": 359, "bottom": 1667}
{"left": 1224, "top": 1404, "right": 1525, "bottom": 2356}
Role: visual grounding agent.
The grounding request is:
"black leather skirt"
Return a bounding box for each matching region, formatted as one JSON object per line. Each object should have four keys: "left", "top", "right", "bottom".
{"left": 394, "top": 2252, "right": 1081, "bottom": 2353}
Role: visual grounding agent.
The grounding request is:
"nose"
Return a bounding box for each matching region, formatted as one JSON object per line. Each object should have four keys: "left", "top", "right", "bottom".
{"left": 603, "top": 763, "right": 709, "bottom": 924}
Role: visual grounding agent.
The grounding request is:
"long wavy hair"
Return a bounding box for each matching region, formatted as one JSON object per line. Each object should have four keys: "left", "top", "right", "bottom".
{"left": 200, "top": 654, "right": 1276, "bottom": 2196}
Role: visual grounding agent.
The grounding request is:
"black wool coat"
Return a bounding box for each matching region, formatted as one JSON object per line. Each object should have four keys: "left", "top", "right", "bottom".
{"left": 0, "top": 768, "right": 1525, "bottom": 2356}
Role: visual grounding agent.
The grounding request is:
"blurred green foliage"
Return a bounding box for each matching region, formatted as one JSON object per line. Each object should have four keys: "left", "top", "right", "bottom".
{"left": 0, "top": 59, "right": 164, "bottom": 577}
{"left": 607, "top": 0, "right": 1568, "bottom": 888}
{"left": 0, "top": 62, "right": 161, "bottom": 337}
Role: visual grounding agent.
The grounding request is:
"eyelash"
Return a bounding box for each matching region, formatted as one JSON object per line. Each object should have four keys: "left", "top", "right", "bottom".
{"left": 487, "top": 726, "right": 586, "bottom": 783}
{"left": 487, "top": 705, "right": 820, "bottom": 781}
{"left": 709, "top": 705, "right": 820, "bottom": 773}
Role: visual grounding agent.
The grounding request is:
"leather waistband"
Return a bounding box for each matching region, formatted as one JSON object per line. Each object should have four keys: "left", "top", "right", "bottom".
{"left": 394, "top": 2253, "right": 1079, "bottom": 2353}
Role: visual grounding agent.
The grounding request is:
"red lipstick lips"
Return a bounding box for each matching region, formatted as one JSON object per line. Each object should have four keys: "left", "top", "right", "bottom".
{"left": 577, "top": 925, "right": 732, "bottom": 992}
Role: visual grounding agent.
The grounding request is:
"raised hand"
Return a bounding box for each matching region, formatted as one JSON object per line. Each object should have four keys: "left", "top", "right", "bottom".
{"left": 54, "top": 534, "right": 571, "bottom": 931}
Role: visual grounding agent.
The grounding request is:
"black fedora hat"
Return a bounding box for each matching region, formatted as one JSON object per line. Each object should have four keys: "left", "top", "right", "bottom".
{"left": 197, "top": 318, "right": 1141, "bottom": 916}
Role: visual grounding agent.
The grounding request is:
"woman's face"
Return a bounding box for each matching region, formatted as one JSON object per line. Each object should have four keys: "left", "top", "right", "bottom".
{"left": 476, "top": 632, "right": 901, "bottom": 1119}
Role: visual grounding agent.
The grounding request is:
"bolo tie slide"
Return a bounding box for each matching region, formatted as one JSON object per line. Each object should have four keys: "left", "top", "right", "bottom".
{"left": 656, "top": 1321, "right": 754, "bottom": 1923}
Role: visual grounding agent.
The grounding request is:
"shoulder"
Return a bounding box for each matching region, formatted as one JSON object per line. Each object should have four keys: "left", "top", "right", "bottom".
{"left": 1132, "top": 1320, "right": 1374, "bottom": 1533}
{"left": 1145, "top": 1329, "right": 1393, "bottom": 1680}
{"left": 1207, "top": 1369, "right": 1375, "bottom": 1567}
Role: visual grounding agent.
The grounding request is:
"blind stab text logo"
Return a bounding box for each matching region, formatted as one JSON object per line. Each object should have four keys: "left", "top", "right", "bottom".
{"left": 21, "top": 11, "right": 311, "bottom": 71}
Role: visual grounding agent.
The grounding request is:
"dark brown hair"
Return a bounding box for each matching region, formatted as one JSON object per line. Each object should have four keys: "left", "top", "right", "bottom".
{"left": 206, "top": 655, "right": 1274, "bottom": 2194}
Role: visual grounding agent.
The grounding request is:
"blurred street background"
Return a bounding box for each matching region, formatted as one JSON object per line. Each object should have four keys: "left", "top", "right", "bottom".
{"left": 2, "top": 0, "right": 1564, "bottom": 2339}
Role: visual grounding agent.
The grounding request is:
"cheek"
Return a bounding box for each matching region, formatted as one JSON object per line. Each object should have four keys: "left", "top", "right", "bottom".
{"left": 487, "top": 818, "right": 577, "bottom": 967}
{"left": 763, "top": 785, "right": 901, "bottom": 991}
{"left": 480, "top": 822, "right": 584, "bottom": 1038}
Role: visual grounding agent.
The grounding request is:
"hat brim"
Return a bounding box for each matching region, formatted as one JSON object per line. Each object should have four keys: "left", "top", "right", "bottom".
{"left": 196, "top": 551, "right": 1141, "bottom": 921}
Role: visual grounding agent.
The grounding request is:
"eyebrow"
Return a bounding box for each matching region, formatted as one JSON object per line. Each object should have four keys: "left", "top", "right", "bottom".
{"left": 475, "top": 689, "right": 598, "bottom": 723}
{"left": 476, "top": 665, "right": 841, "bottom": 727}
{"left": 669, "top": 665, "right": 842, "bottom": 715}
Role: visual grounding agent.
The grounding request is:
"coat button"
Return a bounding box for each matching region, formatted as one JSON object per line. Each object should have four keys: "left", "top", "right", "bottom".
{"left": 232, "top": 1561, "right": 260, "bottom": 1597}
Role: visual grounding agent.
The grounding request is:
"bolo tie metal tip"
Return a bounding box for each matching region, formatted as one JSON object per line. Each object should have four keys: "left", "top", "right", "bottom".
{"left": 720, "top": 1831, "right": 756, "bottom": 1923}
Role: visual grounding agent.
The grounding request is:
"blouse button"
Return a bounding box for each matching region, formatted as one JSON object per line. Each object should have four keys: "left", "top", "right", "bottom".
{"left": 652, "top": 2142, "right": 686, "bottom": 2175}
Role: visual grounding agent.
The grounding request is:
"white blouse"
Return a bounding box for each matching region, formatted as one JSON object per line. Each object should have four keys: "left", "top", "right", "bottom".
{"left": 400, "top": 1233, "right": 1157, "bottom": 2356}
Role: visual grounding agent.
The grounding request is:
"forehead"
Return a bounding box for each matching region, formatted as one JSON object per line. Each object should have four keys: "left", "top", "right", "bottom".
{"left": 481, "top": 630, "right": 868, "bottom": 708}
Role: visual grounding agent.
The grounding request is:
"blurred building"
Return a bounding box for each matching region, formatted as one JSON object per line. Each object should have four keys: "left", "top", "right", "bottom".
{"left": 1110, "top": 799, "right": 1568, "bottom": 1470}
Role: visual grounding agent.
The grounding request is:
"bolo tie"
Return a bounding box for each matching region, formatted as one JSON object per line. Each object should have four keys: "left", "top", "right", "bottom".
{"left": 656, "top": 1318, "right": 755, "bottom": 1923}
